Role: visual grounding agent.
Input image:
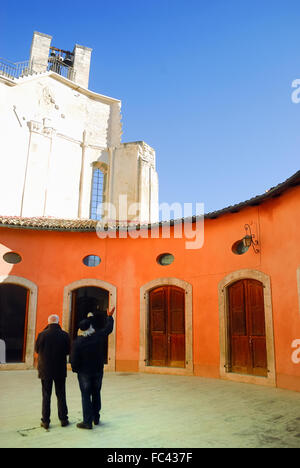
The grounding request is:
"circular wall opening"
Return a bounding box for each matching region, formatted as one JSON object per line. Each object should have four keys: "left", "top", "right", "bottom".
{"left": 3, "top": 252, "right": 22, "bottom": 264}
{"left": 83, "top": 255, "right": 101, "bottom": 267}
{"left": 156, "top": 253, "right": 175, "bottom": 266}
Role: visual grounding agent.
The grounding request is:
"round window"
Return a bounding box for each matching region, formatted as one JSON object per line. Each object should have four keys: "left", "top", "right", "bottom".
{"left": 83, "top": 255, "right": 101, "bottom": 267}
{"left": 157, "top": 253, "right": 175, "bottom": 266}
{"left": 3, "top": 252, "right": 22, "bottom": 264}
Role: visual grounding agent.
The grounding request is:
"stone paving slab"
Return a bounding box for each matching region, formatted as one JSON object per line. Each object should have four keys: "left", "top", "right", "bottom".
{"left": 0, "top": 370, "right": 300, "bottom": 448}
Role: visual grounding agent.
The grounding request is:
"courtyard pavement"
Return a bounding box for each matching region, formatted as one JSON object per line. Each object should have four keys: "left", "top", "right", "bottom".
{"left": 0, "top": 370, "right": 300, "bottom": 448}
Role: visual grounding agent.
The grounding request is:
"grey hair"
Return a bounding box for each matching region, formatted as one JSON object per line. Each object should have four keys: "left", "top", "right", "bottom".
{"left": 48, "top": 314, "right": 60, "bottom": 324}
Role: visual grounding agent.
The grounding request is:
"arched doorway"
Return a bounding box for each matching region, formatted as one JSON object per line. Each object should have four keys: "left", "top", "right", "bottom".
{"left": 228, "top": 279, "right": 267, "bottom": 377}
{"left": 70, "top": 286, "right": 109, "bottom": 363}
{"left": 140, "top": 277, "right": 193, "bottom": 375}
{"left": 149, "top": 285, "right": 185, "bottom": 368}
{"left": 0, "top": 275, "right": 38, "bottom": 370}
{"left": 0, "top": 283, "right": 29, "bottom": 363}
{"left": 218, "top": 269, "right": 276, "bottom": 386}
{"left": 62, "top": 279, "right": 117, "bottom": 372}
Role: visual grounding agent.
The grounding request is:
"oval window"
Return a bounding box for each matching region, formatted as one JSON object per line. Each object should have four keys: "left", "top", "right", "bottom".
{"left": 3, "top": 252, "right": 22, "bottom": 264}
{"left": 83, "top": 255, "right": 101, "bottom": 267}
{"left": 157, "top": 253, "right": 175, "bottom": 266}
{"left": 232, "top": 240, "right": 250, "bottom": 255}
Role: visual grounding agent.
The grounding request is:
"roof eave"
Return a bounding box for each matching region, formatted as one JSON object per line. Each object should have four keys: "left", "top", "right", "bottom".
{"left": 0, "top": 170, "right": 299, "bottom": 232}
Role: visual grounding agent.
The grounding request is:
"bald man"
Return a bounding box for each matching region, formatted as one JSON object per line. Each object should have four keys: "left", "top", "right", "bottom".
{"left": 35, "top": 315, "right": 71, "bottom": 430}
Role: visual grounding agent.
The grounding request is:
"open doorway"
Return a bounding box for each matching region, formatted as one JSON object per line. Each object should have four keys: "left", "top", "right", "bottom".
{"left": 0, "top": 284, "right": 29, "bottom": 363}
{"left": 70, "top": 286, "right": 109, "bottom": 364}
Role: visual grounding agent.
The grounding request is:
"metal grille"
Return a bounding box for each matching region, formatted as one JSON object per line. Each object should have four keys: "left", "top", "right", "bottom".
{"left": 90, "top": 169, "right": 104, "bottom": 220}
{"left": 47, "top": 59, "right": 76, "bottom": 81}
{"left": 0, "top": 58, "right": 32, "bottom": 79}
{"left": 0, "top": 57, "right": 76, "bottom": 81}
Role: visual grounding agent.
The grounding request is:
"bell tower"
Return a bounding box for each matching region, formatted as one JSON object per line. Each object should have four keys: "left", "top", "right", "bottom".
{"left": 29, "top": 31, "right": 92, "bottom": 88}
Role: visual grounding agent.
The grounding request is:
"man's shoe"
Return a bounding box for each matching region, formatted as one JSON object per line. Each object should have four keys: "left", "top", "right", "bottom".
{"left": 41, "top": 421, "right": 50, "bottom": 430}
{"left": 94, "top": 416, "right": 100, "bottom": 426}
{"left": 77, "top": 422, "right": 92, "bottom": 430}
{"left": 61, "top": 420, "right": 69, "bottom": 427}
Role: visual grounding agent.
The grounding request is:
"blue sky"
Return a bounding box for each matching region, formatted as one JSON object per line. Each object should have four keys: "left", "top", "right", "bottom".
{"left": 1, "top": 0, "right": 299, "bottom": 213}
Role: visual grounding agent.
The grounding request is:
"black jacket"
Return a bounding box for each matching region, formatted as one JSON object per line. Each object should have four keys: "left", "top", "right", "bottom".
{"left": 35, "top": 324, "right": 71, "bottom": 380}
{"left": 70, "top": 316, "right": 114, "bottom": 375}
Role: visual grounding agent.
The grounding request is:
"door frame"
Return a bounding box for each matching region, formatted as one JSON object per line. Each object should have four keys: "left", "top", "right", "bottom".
{"left": 0, "top": 275, "right": 38, "bottom": 370}
{"left": 140, "top": 278, "right": 193, "bottom": 375}
{"left": 63, "top": 279, "right": 117, "bottom": 372}
{"left": 218, "top": 269, "right": 276, "bottom": 387}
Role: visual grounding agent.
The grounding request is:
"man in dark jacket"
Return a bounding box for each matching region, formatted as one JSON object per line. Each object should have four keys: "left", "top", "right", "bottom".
{"left": 35, "top": 314, "right": 70, "bottom": 429}
{"left": 70, "top": 307, "right": 115, "bottom": 429}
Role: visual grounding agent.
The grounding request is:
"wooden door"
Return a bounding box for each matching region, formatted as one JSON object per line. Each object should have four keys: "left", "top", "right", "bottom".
{"left": 228, "top": 279, "right": 267, "bottom": 377}
{"left": 149, "top": 286, "right": 185, "bottom": 368}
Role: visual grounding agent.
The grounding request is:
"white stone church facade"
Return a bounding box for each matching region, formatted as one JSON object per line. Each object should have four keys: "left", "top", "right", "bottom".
{"left": 0, "top": 31, "right": 159, "bottom": 224}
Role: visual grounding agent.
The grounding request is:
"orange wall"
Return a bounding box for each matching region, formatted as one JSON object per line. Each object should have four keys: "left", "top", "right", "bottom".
{"left": 0, "top": 185, "right": 300, "bottom": 390}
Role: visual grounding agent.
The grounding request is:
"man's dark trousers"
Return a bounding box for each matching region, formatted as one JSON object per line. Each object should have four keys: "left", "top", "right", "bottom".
{"left": 77, "top": 372, "right": 103, "bottom": 425}
{"left": 35, "top": 323, "right": 70, "bottom": 425}
{"left": 70, "top": 316, "right": 114, "bottom": 426}
{"left": 41, "top": 378, "right": 68, "bottom": 424}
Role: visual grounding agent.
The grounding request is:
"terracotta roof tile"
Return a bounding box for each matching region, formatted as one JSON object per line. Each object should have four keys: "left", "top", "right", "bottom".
{"left": 0, "top": 216, "right": 98, "bottom": 231}
{"left": 0, "top": 170, "right": 299, "bottom": 232}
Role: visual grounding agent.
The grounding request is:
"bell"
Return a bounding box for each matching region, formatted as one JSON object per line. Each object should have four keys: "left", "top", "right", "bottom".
{"left": 63, "top": 53, "right": 73, "bottom": 67}
{"left": 48, "top": 51, "right": 56, "bottom": 64}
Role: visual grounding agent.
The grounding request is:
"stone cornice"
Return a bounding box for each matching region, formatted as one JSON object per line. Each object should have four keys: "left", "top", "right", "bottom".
{"left": 0, "top": 70, "right": 121, "bottom": 104}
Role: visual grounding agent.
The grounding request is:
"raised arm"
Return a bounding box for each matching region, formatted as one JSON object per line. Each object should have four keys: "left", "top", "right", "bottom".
{"left": 107, "top": 306, "right": 115, "bottom": 317}
{"left": 99, "top": 307, "right": 115, "bottom": 336}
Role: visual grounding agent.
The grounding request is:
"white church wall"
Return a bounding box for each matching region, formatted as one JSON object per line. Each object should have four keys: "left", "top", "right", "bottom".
{"left": 44, "top": 137, "right": 82, "bottom": 219}
{"left": 108, "top": 142, "right": 159, "bottom": 224}
{"left": 0, "top": 74, "right": 121, "bottom": 218}
{"left": 0, "top": 81, "right": 30, "bottom": 216}
{"left": 150, "top": 168, "right": 159, "bottom": 223}
{"left": 0, "top": 32, "right": 159, "bottom": 224}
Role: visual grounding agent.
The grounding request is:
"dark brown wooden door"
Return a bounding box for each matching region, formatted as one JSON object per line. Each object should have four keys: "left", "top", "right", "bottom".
{"left": 228, "top": 279, "right": 267, "bottom": 377}
{"left": 149, "top": 286, "right": 185, "bottom": 368}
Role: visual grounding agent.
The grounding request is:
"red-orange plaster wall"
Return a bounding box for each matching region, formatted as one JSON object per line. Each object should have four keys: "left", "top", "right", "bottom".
{"left": 0, "top": 185, "right": 299, "bottom": 390}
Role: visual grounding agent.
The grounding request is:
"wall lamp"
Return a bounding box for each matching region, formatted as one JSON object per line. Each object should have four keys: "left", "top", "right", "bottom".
{"left": 243, "top": 224, "right": 259, "bottom": 253}
{"left": 232, "top": 224, "right": 260, "bottom": 255}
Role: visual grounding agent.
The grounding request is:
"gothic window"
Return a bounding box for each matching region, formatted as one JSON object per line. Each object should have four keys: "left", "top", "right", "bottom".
{"left": 90, "top": 168, "right": 104, "bottom": 220}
